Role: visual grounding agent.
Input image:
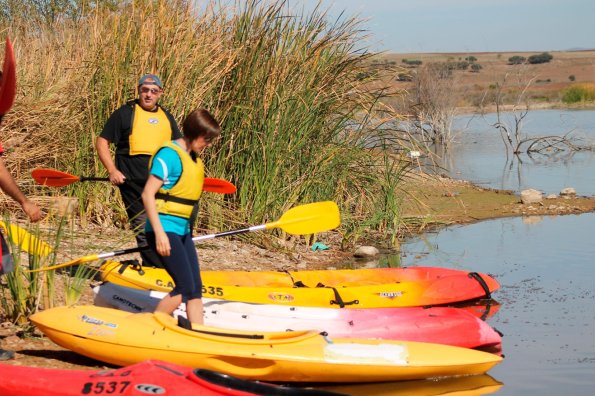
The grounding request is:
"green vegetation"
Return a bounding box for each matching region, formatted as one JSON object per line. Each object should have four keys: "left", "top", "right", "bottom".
{"left": 0, "top": 216, "right": 97, "bottom": 328}
{"left": 0, "top": 0, "right": 411, "bottom": 249}
{"left": 562, "top": 84, "right": 595, "bottom": 104}
{"left": 402, "top": 58, "right": 423, "bottom": 66}
{"left": 508, "top": 55, "right": 526, "bottom": 65}
{"left": 470, "top": 63, "right": 483, "bottom": 72}
{"left": 528, "top": 52, "right": 553, "bottom": 64}
{"left": 508, "top": 53, "right": 554, "bottom": 66}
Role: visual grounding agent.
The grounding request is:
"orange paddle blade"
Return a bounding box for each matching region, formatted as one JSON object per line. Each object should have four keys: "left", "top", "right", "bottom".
{"left": 31, "top": 168, "right": 80, "bottom": 187}
{"left": 203, "top": 178, "right": 236, "bottom": 194}
{"left": 0, "top": 37, "right": 17, "bottom": 114}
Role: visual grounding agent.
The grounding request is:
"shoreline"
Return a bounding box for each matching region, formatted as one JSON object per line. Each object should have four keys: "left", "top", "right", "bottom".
{"left": 455, "top": 101, "right": 595, "bottom": 116}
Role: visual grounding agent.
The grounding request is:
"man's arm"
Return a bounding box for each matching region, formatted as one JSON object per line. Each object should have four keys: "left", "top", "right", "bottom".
{"left": 0, "top": 158, "right": 41, "bottom": 222}
{"left": 96, "top": 136, "right": 126, "bottom": 185}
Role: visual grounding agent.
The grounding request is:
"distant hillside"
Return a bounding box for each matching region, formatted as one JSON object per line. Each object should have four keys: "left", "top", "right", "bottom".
{"left": 375, "top": 50, "right": 595, "bottom": 110}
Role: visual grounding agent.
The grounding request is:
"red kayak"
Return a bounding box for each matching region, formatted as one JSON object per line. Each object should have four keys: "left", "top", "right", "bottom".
{"left": 0, "top": 360, "right": 342, "bottom": 396}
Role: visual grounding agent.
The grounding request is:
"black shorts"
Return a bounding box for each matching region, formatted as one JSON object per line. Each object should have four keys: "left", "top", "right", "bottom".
{"left": 146, "top": 232, "right": 202, "bottom": 301}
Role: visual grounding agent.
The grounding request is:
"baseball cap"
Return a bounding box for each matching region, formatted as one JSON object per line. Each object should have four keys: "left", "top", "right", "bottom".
{"left": 138, "top": 74, "right": 163, "bottom": 88}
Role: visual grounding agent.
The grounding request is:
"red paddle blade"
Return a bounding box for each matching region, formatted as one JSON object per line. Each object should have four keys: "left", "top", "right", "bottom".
{"left": 31, "top": 168, "right": 80, "bottom": 187}
{"left": 0, "top": 38, "right": 17, "bottom": 114}
{"left": 203, "top": 178, "right": 236, "bottom": 194}
{"left": 32, "top": 168, "right": 236, "bottom": 193}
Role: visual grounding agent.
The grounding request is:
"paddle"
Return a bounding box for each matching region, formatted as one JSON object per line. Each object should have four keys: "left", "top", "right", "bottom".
{"left": 0, "top": 221, "right": 52, "bottom": 256}
{"left": 0, "top": 38, "right": 16, "bottom": 114}
{"left": 27, "top": 201, "right": 340, "bottom": 272}
{"left": 31, "top": 168, "right": 236, "bottom": 194}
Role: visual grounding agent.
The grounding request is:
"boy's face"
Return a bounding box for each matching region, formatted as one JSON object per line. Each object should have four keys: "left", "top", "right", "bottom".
{"left": 189, "top": 135, "right": 216, "bottom": 154}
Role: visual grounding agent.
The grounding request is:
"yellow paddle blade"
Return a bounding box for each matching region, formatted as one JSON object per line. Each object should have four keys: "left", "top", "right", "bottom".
{"left": 26, "top": 254, "right": 101, "bottom": 273}
{"left": 267, "top": 201, "right": 340, "bottom": 235}
{"left": 0, "top": 221, "right": 52, "bottom": 256}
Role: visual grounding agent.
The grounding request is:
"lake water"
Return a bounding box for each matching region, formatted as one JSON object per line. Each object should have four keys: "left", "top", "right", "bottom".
{"left": 322, "top": 110, "right": 595, "bottom": 396}
{"left": 398, "top": 213, "right": 595, "bottom": 395}
{"left": 324, "top": 110, "right": 595, "bottom": 395}
{"left": 432, "top": 109, "right": 595, "bottom": 196}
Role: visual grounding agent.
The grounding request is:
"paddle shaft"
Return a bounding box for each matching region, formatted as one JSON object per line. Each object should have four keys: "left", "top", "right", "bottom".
{"left": 81, "top": 176, "right": 139, "bottom": 183}
{"left": 102, "top": 225, "right": 267, "bottom": 259}
{"left": 32, "top": 168, "right": 236, "bottom": 194}
{"left": 27, "top": 201, "right": 339, "bottom": 272}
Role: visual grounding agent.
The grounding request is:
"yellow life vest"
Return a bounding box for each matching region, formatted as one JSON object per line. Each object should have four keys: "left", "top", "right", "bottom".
{"left": 129, "top": 104, "right": 172, "bottom": 156}
{"left": 152, "top": 141, "right": 204, "bottom": 219}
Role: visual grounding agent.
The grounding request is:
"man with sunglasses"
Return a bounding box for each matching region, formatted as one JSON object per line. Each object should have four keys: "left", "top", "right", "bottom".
{"left": 96, "top": 74, "right": 181, "bottom": 268}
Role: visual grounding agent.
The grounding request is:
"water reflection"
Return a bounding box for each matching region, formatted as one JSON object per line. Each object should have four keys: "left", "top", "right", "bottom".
{"left": 392, "top": 213, "right": 595, "bottom": 395}
{"left": 423, "top": 109, "right": 595, "bottom": 195}
{"left": 317, "top": 374, "right": 502, "bottom": 395}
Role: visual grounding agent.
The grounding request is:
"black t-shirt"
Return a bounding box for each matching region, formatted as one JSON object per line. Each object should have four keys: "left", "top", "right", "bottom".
{"left": 100, "top": 100, "right": 182, "bottom": 181}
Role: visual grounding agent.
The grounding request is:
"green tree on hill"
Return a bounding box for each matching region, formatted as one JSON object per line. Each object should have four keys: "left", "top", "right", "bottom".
{"left": 508, "top": 55, "right": 526, "bottom": 65}
{"left": 527, "top": 52, "right": 553, "bottom": 64}
{"left": 470, "top": 63, "right": 483, "bottom": 72}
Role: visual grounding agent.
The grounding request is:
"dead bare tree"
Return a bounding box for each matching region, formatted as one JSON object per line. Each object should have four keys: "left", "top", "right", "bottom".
{"left": 408, "top": 62, "right": 461, "bottom": 147}
{"left": 485, "top": 71, "right": 594, "bottom": 157}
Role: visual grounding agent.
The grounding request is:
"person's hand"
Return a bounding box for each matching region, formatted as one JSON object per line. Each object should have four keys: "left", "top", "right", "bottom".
{"left": 22, "top": 200, "right": 42, "bottom": 222}
{"left": 155, "top": 230, "right": 171, "bottom": 257}
{"left": 108, "top": 169, "right": 126, "bottom": 185}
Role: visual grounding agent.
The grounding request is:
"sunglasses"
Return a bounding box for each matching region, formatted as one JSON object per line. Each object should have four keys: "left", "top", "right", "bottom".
{"left": 140, "top": 86, "right": 162, "bottom": 95}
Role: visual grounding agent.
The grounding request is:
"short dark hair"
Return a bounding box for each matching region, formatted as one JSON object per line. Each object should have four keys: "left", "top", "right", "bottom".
{"left": 182, "top": 108, "right": 221, "bottom": 141}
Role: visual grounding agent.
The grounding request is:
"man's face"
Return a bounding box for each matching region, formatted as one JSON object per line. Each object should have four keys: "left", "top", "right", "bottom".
{"left": 137, "top": 80, "right": 163, "bottom": 111}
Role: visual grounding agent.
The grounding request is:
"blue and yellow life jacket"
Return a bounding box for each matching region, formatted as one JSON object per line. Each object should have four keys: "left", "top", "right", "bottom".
{"left": 151, "top": 142, "right": 204, "bottom": 219}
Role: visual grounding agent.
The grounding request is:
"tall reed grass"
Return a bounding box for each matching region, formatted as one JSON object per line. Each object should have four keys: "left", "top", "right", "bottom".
{"left": 0, "top": 215, "right": 98, "bottom": 328}
{"left": 1, "top": 0, "right": 411, "bottom": 248}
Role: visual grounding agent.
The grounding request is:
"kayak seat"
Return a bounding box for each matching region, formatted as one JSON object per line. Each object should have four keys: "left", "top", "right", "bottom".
{"left": 178, "top": 315, "right": 193, "bottom": 330}
{"left": 192, "top": 368, "right": 343, "bottom": 395}
{"left": 177, "top": 315, "right": 265, "bottom": 339}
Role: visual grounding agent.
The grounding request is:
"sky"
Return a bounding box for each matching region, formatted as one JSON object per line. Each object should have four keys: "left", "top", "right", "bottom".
{"left": 289, "top": 0, "right": 595, "bottom": 54}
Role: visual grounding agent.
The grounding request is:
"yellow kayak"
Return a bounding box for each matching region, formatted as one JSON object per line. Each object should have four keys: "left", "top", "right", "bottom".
{"left": 30, "top": 305, "right": 502, "bottom": 383}
{"left": 99, "top": 260, "right": 499, "bottom": 308}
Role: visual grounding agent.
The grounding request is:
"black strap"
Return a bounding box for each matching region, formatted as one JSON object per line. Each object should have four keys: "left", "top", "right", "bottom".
{"left": 291, "top": 279, "right": 358, "bottom": 307}
{"left": 293, "top": 280, "right": 307, "bottom": 288}
{"left": 467, "top": 272, "right": 491, "bottom": 299}
{"left": 156, "top": 192, "right": 198, "bottom": 206}
{"left": 327, "top": 286, "right": 359, "bottom": 308}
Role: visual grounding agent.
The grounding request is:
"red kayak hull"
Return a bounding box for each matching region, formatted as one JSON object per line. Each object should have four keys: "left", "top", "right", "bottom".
{"left": 0, "top": 359, "right": 338, "bottom": 396}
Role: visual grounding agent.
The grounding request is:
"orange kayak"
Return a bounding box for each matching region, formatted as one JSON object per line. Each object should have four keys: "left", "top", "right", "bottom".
{"left": 100, "top": 261, "right": 500, "bottom": 308}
